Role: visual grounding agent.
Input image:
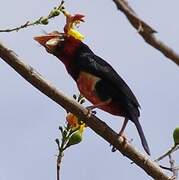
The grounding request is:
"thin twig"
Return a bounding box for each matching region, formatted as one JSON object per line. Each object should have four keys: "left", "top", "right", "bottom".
{"left": 112, "top": 0, "right": 179, "bottom": 66}
{"left": 0, "top": 0, "right": 64, "bottom": 32}
{"left": 156, "top": 147, "right": 179, "bottom": 179}
{"left": 155, "top": 145, "right": 179, "bottom": 162}
{"left": 169, "top": 155, "right": 178, "bottom": 180}
{"left": 57, "top": 152, "right": 63, "bottom": 180}
{"left": 56, "top": 140, "right": 64, "bottom": 180}
{"left": 160, "top": 165, "right": 173, "bottom": 172}
{"left": 0, "top": 41, "right": 172, "bottom": 180}
{"left": 0, "top": 21, "right": 32, "bottom": 32}
{"left": 55, "top": 124, "right": 70, "bottom": 180}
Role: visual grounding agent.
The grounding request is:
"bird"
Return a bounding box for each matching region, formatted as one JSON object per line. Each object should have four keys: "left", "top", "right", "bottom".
{"left": 34, "top": 15, "right": 150, "bottom": 155}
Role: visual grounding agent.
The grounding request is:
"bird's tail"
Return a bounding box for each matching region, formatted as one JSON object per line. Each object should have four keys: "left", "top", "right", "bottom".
{"left": 133, "top": 117, "right": 150, "bottom": 155}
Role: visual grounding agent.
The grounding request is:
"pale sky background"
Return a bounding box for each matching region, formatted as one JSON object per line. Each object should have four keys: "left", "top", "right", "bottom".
{"left": 0, "top": 0, "right": 179, "bottom": 180}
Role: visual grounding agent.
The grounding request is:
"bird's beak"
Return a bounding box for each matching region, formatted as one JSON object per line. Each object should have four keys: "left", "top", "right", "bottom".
{"left": 34, "top": 31, "right": 65, "bottom": 46}
{"left": 34, "top": 32, "right": 65, "bottom": 53}
{"left": 34, "top": 34, "right": 58, "bottom": 47}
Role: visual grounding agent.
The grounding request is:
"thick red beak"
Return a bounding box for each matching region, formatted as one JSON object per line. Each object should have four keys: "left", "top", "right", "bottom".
{"left": 34, "top": 34, "right": 58, "bottom": 46}
{"left": 34, "top": 31, "right": 64, "bottom": 46}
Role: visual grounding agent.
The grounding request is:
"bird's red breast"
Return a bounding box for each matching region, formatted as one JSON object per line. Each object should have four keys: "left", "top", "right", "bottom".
{"left": 77, "top": 71, "right": 123, "bottom": 116}
{"left": 77, "top": 71, "right": 101, "bottom": 103}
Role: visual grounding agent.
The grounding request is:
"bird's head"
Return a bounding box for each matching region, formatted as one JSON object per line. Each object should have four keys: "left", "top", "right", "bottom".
{"left": 34, "top": 31, "right": 66, "bottom": 55}
{"left": 34, "top": 31, "right": 83, "bottom": 60}
{"left": 34, "top": 12, "right": 85, "bottom": 58}
{"left": 34, "top": 12, "right": 85, "bottom": 70}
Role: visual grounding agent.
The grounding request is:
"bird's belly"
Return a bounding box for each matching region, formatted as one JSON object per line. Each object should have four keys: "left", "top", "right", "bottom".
{"left": 77, "top": 72, "right": 101, "bottom": 104}
{"left": 77, "top": 72, "right": 123, "bottom": 116}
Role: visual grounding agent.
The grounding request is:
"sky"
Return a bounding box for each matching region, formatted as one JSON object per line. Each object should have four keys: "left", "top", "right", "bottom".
{"left": 0, "top": 0, "right": 179, "bottom": 180}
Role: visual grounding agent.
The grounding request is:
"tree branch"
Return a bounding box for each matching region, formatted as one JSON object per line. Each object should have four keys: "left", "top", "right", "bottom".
{"left": 0, "top": 41, "right": 171, "bottom": 180}
{"left": 112, "top": 0, "right": 179, "bottom": 66}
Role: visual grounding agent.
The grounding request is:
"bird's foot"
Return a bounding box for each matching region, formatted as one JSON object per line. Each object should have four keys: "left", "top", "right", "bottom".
{"left": 111, "top": 145, "right": 117, "bottom": 152}
{"left": 85, "top": 106, "right": 97, "bottom": 117}
{"left": 85, "top": 101, "right": 111, "bottom": 117}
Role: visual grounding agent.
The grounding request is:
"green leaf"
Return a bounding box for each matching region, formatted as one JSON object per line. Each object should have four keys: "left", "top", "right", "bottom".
{"left": 65, "top": 131, "right": 82, "bottom": 149}
{"left": 173, "top": 127, "right": 179, "bottom": 145}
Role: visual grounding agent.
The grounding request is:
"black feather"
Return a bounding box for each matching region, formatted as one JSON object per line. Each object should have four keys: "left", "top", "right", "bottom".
{"left": 73, "top": 42, "right": 150, "bottom": 155}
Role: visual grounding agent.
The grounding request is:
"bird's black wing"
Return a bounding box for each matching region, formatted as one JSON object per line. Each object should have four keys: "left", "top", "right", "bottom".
{"left": 76, "top": 51, "right": 150, "bottom": 155}
{"left": 77, "top": 52, "right": 140, "bottom": 112}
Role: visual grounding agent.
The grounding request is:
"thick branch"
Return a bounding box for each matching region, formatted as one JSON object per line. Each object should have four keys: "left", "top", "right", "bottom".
{"left": 0, "top": 41, "right": 171, "bottom": 180}
{"left": 112, "top": 0, "right": 179, "bottom": 66}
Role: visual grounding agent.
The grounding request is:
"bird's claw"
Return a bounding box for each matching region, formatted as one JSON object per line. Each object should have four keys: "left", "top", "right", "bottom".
{"left": 85, "top": 106, "right": 97, "bottom": 117}
{"left": 111, "top": 146, "right": 117, "bottom": 152}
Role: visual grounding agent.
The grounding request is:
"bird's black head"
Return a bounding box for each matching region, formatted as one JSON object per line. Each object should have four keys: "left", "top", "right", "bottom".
{"left": 34, "top": 31, "right": 66, "bottom": 55}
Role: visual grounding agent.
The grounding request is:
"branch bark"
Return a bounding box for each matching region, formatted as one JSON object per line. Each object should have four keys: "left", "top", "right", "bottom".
{"left": 0, "top": 41, "right": 171, "bottom": 180}
{"left": 112, "top": 0, "right": 179, "bottom": 66}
